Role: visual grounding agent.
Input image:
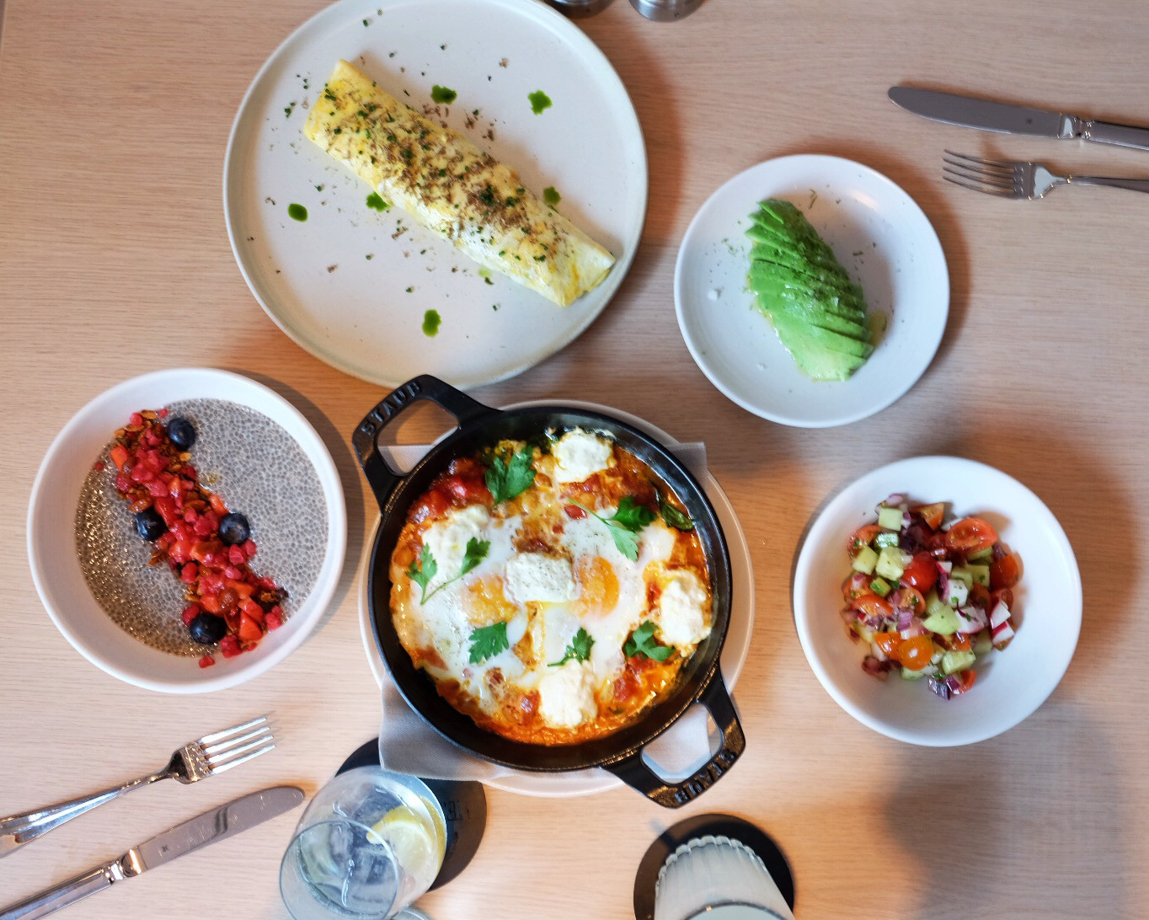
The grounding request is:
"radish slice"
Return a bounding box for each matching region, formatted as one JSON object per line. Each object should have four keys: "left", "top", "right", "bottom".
{"left": 990, "top": 599, "right": 1011, "bottom": 629}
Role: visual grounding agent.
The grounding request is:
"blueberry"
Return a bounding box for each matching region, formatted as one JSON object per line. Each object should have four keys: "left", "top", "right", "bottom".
{"left": 219, "top": 512, "right": 251, "bottom": 546}
{"left": 188, "top": 612, "right": 228, "bottom": 645}
{"left": 134, "top": 508, "right": 166, "bottom": 541}
{"left": 167, "top": 416, "right": 197, "bottom": 450}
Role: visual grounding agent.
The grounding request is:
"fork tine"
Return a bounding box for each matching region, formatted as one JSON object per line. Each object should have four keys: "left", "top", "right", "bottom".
{"left": 942, "top": 174, "right": 1019, "bottom": 198}
{"left": 205, "top": 741, "right": 276, "bottom": 775}
{"left": 196, "top": 714, "right": 269, "bottom": 746}
{"left": 942, "top": 165, "right": 1016, "bottom": 191}
{"left": 201, "top": 723, "right": 274, "bottom": 757}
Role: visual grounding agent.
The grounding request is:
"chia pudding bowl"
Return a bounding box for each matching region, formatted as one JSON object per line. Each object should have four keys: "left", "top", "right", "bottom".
{"left": 28, "top": 368, "right": 347, "bottom": 693}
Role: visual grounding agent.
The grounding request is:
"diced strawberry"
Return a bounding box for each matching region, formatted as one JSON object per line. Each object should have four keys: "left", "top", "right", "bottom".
{"left": 181, "top": 603, "right": 201, "bottom": 626}
{"left": 227, "top": 544, "right": 246, "bottom": 566}
{"left": 115, "top": 472, "right": 132, "bottom": 492}
{"left": 180, "top": 562, "right": 197, "bottom": 584}
{"left": 219, "top": 635, "right": 241, "bottom": 658}
{"left": 265, "top": 609, "right": 283, "bottom": 630}
{"left": 243, "top": 539, "right": 257, "bottom": 558}
{"left": 198, "top": 655, "right": 215, "bottom": 668}
{"left": 146, "top": 478, "right": 168, "bottom": 497}
{"left": 130, "top": 412, "right": 144, "bottom": 427}
{"left": 93, "top": 460, "right": 105, "bottom": 472}
{"left": 193, "top": 516, "right": 214, "bottom": 537}
{"left": 157, "top": 407, "right": 169, "bottom": 418}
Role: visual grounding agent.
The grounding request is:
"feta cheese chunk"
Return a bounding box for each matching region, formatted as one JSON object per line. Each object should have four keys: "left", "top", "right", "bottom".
{"left": 504, "top": 552, "right": 577, "bottom": 604}
{"left": 420, "top": 505, "right": 490, "bottom": 594}
{"left": 655, "top": 571, "right": 710, "bottom": 650}
{"left": 552, "top": 429, "right": 614, "bottom": 484}
{"left": 538, "top": 660, "right": 598, "bottom": 728}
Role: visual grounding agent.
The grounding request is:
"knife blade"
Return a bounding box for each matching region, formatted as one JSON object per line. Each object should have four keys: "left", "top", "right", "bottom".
{"left": 0, "top": 786, "right": 304, "bottom": 920}
{"left": 888, "top": 86, "right": 1149, "bottom": 152}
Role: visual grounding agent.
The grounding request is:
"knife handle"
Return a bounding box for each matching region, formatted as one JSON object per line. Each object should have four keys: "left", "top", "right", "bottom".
{"left": 0, "top": 864, "right": 117, "bottom": 919}
{"left": 1084, "top": 120, "right": 1149, "bottom": 152}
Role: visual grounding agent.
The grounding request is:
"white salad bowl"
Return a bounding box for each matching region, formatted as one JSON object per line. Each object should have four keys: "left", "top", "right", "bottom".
{"left": 793, "top": 456, "right": 1081, "bottom": 746}
{"left": 27, "top": 368, "right": 347, "bottom": 693}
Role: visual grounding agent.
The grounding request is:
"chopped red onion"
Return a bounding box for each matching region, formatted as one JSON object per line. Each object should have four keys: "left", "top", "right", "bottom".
{"left": 862, "top": 655, "right": 890, "bottom": 680}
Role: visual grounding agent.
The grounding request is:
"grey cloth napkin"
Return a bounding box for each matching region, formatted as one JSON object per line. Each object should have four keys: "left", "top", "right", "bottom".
{"left": 376, "top": 442, "right": 723, "bottom": 784}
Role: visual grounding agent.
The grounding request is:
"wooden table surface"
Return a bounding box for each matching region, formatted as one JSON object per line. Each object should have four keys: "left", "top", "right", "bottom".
{"left": 2, "top": 0, "right": 1147, "bottom": 917}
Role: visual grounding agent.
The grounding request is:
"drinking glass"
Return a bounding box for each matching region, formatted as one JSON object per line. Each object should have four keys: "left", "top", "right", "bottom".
{"left": 280, "top": 766, "right": 446, "bottom": 920}
{"left": 654, "top": 834, "right": 796, "bottom": 920}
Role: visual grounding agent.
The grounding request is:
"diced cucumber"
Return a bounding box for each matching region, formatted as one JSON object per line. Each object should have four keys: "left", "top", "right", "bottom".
{"left": 875, "top": 545, "right": 907, "bottom": 580}
{"left": 945, "top": 579, "right": 969, "bottom": 608}
{"left": 877, "top": 506, "right": 904, "bottom": 530}
{"left": 967, "top": 546, "right": 994, "bottom": 562}
{"left": 949, "top": 566, "right": 974, "bottom": 587}
{"left": 925, "top": 589, "right": 946, "bottom": 615}
{"left": 922, "top": 604, "right": 961, "bottom": 636}
{"left": 973, "top": 629, "right": 993, "bottom": 656}
{"left": 852, "top": 544, "right": 878, "bottom": 575}
{"left": 869, "top": 576, "right": 892, "bottom": 597}
{"left": 874, "top": 531, "right": 900, "bottom": 548}
{"left": 900, "top": 666, "right": 928, "bottom": 680}
{"left": 966, "top": 563, "right": 990, "bottom": 587}
{"left": 941, "top": 649, "right": 977, "bottom": 675}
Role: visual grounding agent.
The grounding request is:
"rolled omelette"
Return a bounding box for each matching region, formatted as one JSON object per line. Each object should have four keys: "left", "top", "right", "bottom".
{"left": 304, "top": 60, "right": 615, "bottom": 307}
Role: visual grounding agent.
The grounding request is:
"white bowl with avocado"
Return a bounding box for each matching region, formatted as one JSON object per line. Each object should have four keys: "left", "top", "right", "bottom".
{"left": 792, "top": 455, "right": 1081, "bottom": 746}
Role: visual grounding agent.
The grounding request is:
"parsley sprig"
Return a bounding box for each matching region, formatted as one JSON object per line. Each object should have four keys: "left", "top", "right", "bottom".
{"left": 624, "top": 621, "right": 674, "bottom": 662}
{"left": 469, "top": 621, "right": 509, "bottom": 663}
{"left": 549, "top": 627, "right": 594, "bottom": 667}
{"left": 406, "top": 537, "right": 490, "bottom": 605}
{"left": 575, "top": 497, "right": 656, "bottom": 561}
{"left": 484, "top": 447, "right": 536, "bottom": 505}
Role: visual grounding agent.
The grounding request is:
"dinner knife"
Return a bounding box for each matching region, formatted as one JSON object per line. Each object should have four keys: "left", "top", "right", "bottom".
{"left": 0, "top": 786, "right": 304, "bottom": 919}
{"left": 888, "top": 86, "right": 1149, "bottom": 152}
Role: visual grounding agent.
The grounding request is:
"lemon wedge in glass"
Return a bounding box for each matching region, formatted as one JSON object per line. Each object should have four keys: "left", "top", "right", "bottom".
{"left": 368, "top": 802, "right": 446, "bottom": 889}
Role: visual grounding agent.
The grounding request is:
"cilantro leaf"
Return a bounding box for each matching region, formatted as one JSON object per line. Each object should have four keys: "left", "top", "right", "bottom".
{"left": 624, "top": 620, "right": 674, "bottom": 662}
{"left": 406, "top": 538, "right": 489, "bottom": 605}
{"left": 549, "top": 627, "right": 594, "bottom": 667}
{"left": 469, "top": 621, "right": 509, "bottom": 663}
{"left": 460, "top": 537, "right": 490, "bottom": 576}
{"left": 574, "top": 497, "right": 656, "bottom": 562}
{"left": 484, "top": 448, "right": 536, "bottom": 504}
{"left": 405, "top": 544, "right": 438, "bottom": 603}
{"left": 612, "top": 497, "right": 657, "bottom": 532}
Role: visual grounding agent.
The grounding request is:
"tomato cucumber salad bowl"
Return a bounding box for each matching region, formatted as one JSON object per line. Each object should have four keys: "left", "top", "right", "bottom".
{"left": 793, "top": 456, "right": 1081, "bottom": 747}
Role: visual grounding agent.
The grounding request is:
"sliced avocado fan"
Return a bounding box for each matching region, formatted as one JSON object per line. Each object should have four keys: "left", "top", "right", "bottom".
{"left": 745, "top": 199, "right": 873, "bottom": 381}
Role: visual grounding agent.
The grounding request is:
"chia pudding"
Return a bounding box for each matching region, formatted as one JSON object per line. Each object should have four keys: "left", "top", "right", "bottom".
{"left": 75, "top": 398, "right": 328, "bottom": 658}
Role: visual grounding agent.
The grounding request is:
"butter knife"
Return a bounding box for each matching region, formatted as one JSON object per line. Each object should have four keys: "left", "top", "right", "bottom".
{"left": 888, "top": 86, "right": 1149, "bottom": 152}
{"left": 0, "top": 786, "right": 304, "bottom": 919}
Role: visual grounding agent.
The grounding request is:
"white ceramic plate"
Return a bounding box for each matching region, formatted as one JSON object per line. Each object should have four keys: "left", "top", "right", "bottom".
{"left": 224, "top": 0, "right": 647, "bottom": 389}
{"left": 793, "top": 456, "right": 1081, "bottom": 746}
{"left": 675, "top": 155, "right": 949, "bottom": 427}
{"left": 357, "top": 401, "right": 755, "bottom": 796}
{"left": 28, "top": 369, "right": 347, "bottom": 693}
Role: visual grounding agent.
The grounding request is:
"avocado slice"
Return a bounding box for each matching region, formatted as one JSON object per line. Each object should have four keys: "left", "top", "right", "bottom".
{"left": 744, "top": 198, "right": 874, "bottom": 381}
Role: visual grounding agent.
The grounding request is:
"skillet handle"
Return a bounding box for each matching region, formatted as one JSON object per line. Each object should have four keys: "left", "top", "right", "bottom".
{"left": 600, "top": 668, "right": 745, "bottom": 808}
{"left": 352, "top": 375, "right": 496, "bottom": 512}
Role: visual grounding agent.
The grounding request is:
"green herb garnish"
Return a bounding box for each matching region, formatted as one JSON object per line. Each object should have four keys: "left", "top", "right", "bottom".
{"left": 575, "top": 497, "right": 656, "bottom": 562}
{"left": 406, "top": 537, "right": 489, "bottom": 605}
{"left": 549, "top": 627, "right": 594, "bottom": 667}
{"left": 543, "top": 186, "right": 561, "bottom": 208}
{"left": 624, "top": 621, "right": 673, "bottom": 662}
{"left": 431, "top": 84, "right": 458, "bottom": 104}
{"left": 469, "top": 621, "right": 509, "bottom": 663}
{"left": 658, "top": 497, "right": 694, "bottom": 532}
{"left": 528, "top": 89, "right": 552, "bottom": 115}
{"left": 485, "top": 448, "right": 536, "bottom": 504}
{"left": 366, "top": 192, "right": 390, "bottom": 211}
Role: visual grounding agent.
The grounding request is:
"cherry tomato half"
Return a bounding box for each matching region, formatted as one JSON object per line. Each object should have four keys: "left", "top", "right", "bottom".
{"left": 945, "top": 517, "right": 999, "bottom": 554}
{"left": 900, "top": 553, "right": 939, "bottom": 594}
{"left": 852, "top": 594, "right": 894, "bottom": 620}
{"left": 894, "top": 634, "right": 936, "bottom": 670}
{"left": 912, "top": 501, "right": 945, "bottom": 530}
{"left": 890, "top": 585, "right": 926, "bottom": 615}
{"left": 968, "top": 582, "right": 992, "bottom": 610}
{"left": 990, "top": 553, "right": 1021, "bottom": 590}
{"left": 873, "top": 631, "right": 902, "bottom": 657}
{"left": 950, "top": 669, "right": 977, "bottom": 695}
{"left": 842, "top": 573, "right": 872, "bottom": 602}
{"left": 992, "top": 587, "right": 1015, "bottom": 610}
{"left": 847, "top": 525, "right": 883, "bottom": 557}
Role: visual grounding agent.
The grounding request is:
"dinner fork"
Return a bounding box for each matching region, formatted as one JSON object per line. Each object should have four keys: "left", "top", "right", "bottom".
{"left": 942, "top": 150, "right": 1149, "bottom": 199}
{"left": 0, "top": 715, "right": 274, "bottom": 857}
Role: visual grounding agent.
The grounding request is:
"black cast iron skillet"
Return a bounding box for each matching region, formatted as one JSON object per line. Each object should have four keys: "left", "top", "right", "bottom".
{"left": 353, "top": 375, "right": 744, "bottom": 808}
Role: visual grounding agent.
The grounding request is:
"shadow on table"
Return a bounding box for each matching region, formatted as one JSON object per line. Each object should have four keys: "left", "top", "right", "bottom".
{"left": 882, "top": 701, "right": 1129, "bottom": 919}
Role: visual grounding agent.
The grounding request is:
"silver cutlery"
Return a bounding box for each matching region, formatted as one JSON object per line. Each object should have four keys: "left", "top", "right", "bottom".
{"left": 889, "top": 86, "right": 1149, "bottom": 152}
{"left": 942, "top": 150, "right": 1149, "bottom": 200}
{"left": 0, "top": 785, "right": 303, "bottom": 919}
{"left": 0, "top": 715, "right": 275, "bottom": 858}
